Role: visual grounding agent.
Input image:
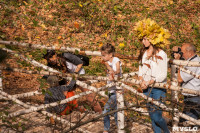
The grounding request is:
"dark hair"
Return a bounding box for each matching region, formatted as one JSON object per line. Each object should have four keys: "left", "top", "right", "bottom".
{"left": 138, "top": 44, "right": 160, "bottom": 62}
{"left": 43, "top": 50, "right": 56, "bottom": 60}
{"left": 100, "top": 43, "right": 115, "bottom": 55}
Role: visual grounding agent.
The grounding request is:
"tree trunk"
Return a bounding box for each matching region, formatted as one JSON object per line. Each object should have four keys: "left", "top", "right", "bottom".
{"left": 121, "top": 78, "right": 200, "bottom": 96}
{"left": 169, "top": 59, "right": 200, "bottom": 67}
{"left": 0, "top": 41, "right": 137, "bottom": 59}
{"left": 116, "top": 83, "right": 125, "bottom": 133}
{"left": 171, "top": 64, "right": 180, "bottom": 127}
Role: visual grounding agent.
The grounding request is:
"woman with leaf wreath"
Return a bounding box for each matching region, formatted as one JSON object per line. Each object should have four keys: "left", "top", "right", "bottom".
{"left": 134, "top": 18, "right": 170, "bottom": 133}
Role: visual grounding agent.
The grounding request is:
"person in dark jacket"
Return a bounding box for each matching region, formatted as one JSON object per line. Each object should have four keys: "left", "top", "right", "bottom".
{"left": 45, "top": 76, "right": 79, "bottom": 115}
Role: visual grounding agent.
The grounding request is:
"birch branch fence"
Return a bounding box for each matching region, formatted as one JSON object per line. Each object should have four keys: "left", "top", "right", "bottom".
{"left": 0, "top": 43, "right": 200, "bottom": 132}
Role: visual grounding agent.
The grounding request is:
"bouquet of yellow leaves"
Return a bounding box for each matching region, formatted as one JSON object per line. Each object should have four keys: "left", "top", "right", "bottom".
{"left": 134, "top": 18, "right": 171, "bottom": 48}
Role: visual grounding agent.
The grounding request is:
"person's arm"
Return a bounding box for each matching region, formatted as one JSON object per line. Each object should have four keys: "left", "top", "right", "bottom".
{"left": 63, "top": 53, "right": 84, "bottom": 73}
{"left": 177, "top": 69, "right": 183, "bottom": 83}
{"left": 61, "top": 80, "right": 76, "bottom": 92}
{"left": 115, "top": 61, "right": 121, "bottom": 75}
{"left": 178, "top": 66, "right": 197, "bottom": 84}
{"left": 60, "top": 58, "right": 68, "bottom": 73}
{"left": 105, "top": 62, "right": 114, "bottom": 80}
{"left": 75, "top": 64, "right": 83, "bottom": 73}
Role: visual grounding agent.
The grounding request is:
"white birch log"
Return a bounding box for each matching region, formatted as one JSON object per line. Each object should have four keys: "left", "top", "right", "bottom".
{"left": 121, "top": 83, "right": 200, "bottom": 125}
{"left": 0, "top": 90, "right": 89, "bottom": 132}
{"left": 121, "top": 78, "right": 200, "bottom": 96}
{"left": 116, "top": 83, "right": 125, "bottom": 133}
{"left": 0, "top": 90, "right": 30, "bottom": 108}
{"left": 8, "top": 83, "right": 114, "bottom": 117}
{"left": 175, "top": 65, "right": 200, "bottom": 79}
{"left": 41, "top": 111, "right": 91, "bottom": 133}
{"left": 1, "top": 48, "right": 59, "bottom": 73}
{"left": 171, "top": 64, "right": 180, "bottom": 127}
{"left": 12, "top": 90, "right": 42, "bottom": 98}
{"left": 0, "top": 41, "right": 137, "bottom": 59}
{"left": 122, "top": 71, "right": 138, "bottom": 79}
{"left": 169, "top": 59, "right": 200, "bottom": 67}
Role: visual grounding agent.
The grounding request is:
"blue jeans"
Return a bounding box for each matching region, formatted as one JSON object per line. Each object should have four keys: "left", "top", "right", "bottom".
{"left": 143, "top": 87, "right": 170, "bottom": 133}
{"left": 103, "top": 94, "right": 117, "bottom": 131}
{"left": 181, "top": 96, "right": 200, "bottom": 121}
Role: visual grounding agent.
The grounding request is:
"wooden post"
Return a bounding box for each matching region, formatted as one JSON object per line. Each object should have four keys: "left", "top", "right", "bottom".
{"left": 116, "top": 82, "right": 125, "bottom": 133}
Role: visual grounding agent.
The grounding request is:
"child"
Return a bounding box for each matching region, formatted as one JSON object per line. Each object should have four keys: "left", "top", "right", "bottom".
{"left": 100, "top": 43, "right": 122, "bottom": 133}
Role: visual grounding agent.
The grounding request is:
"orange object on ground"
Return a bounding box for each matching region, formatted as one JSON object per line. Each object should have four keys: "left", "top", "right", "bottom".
{"left": 60, "top": 91, "right": 78, "bottom": 115}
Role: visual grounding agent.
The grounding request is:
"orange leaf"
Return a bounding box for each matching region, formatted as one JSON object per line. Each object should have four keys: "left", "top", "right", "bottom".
{"left": 144, "top": 63, "right": 151, "bottom": 69}
{"left": 74, "top": 22, "right": 79, "bottom": 29}
{"left": 155, "top": 55, "right": 163, "bottom": 60}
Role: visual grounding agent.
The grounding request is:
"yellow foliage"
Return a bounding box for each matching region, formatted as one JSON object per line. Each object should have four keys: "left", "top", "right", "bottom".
{"left": 57, "top": 36, "right": 62, "bottom": 39}
{"left": 134, "top": 18, "right": 171, "bottom": 48}
{"left": 119, "top": 43, "right": 125, "bottom": 49}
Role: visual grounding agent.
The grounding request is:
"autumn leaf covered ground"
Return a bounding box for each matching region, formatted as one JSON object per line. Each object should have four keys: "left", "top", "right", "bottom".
{"left": 0, "top": 0, "right": 200, "bottom": 132}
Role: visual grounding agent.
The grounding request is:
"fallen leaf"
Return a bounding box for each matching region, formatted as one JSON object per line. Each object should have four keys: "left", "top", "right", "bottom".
{"left": 74, "top": 22, "right": 79, "bottom": 29}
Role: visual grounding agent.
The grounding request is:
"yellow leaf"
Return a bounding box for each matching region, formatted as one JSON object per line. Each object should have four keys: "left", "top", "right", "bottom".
{"left": 57, "top": 36, "right": 62, "bottom": 39}
{"left": 40, "top": 24, "right": 46, "bottom": 29}
{"left": 35, "top": 36, "right": 40, "bottom": 39}
{"left": 99, "top": 42, "right": 103, "bottom": 48}
{"left": 48, "top": 15, "right": 53, "bottom": 18}
{"left": 104, "top": 33, "right": 108, "bottom": 38}
{"left": 169, "top": 0, "right": 173, "bottom": 4}
{"left": 119, "top": 43, "right": 125, "bottom": 49}
{"left": 79, "top": 3, "right": 83, "bottom": 7}
{"left": 23, "top": 1, "right": 28, "bottom": 5}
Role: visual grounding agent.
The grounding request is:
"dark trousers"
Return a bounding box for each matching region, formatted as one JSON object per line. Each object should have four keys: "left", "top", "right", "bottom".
{"left": 181, "top": 96, "right": 200, "bottom": 122}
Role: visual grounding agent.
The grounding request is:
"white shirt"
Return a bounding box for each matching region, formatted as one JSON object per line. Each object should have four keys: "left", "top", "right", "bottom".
{"left": 107, "top": 57, "right": 122, "bottom": 93}
{"left": 138, "top": 50, "right": 168, "bottom": 83}
{"left": 66, "top": 61, "right": 85, "bottom": 75}
{"left": 180, "top": 55, "right": 200, "bottom": 96}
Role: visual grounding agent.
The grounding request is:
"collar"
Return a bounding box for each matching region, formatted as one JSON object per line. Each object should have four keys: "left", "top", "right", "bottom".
{"left": 187, "top": 54, "right": 197, "bottom": 61}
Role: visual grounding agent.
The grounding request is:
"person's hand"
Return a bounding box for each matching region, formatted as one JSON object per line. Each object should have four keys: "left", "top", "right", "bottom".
{"left": 108, "top": 70, "right": 115, "bottom": 81}
{"left": 141, "top": 80, "right": 149, "bottom": 90}
{"left": 174, "top": 53, "right": 181, "bottom": 60}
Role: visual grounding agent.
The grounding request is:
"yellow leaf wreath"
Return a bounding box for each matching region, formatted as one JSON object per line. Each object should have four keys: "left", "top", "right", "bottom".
{"left": 134, "top": 18, "right": 171, "bottom": 48}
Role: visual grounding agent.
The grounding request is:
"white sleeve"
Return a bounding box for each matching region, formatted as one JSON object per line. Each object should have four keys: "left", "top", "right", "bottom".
{"left": 153, "top": 52, "right": 168, "bottom": 82}
{"left": 138, "top": 64, "right": 143, "bottom": 77}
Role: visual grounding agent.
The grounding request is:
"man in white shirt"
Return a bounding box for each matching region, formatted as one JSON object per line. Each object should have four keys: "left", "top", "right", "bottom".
{"left": 177, "top": 43, "right": 200, "bottom": 122}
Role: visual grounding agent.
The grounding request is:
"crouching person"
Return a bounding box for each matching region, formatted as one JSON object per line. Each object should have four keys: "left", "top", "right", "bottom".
{"left": 44, "top": 76, "right": 83, "bottom": 117}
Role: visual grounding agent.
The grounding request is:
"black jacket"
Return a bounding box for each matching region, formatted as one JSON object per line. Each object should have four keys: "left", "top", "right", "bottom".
{"left": 44, "top": 80, "right": 76, "bottom": 113}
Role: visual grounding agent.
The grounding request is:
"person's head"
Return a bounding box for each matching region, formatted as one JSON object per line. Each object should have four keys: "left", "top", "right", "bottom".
{"left": 47, "top": 76, "right": 59, "bottom": 87}
{"left": 138, "top": 37, "right": 160, "bottom": 61}
{"left": 100, "top": 43, "right": 115, "bottom": 62}
{"left": 43, "top": 50, "right": 58, "bottom": 65}
{"left": 142, "top": 37, "right": 151, "bottom": 48}
{"left": 181, "top": 43, "right": 196, "bottom": 60}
